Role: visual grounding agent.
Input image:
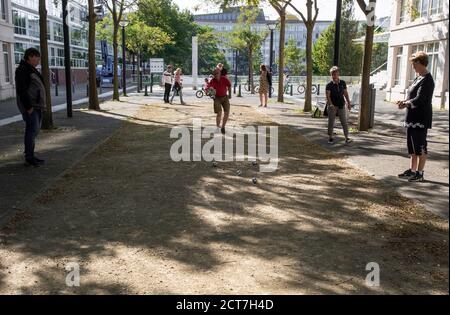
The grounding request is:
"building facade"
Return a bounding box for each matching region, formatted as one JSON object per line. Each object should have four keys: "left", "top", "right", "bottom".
{"left": 194, "top": 7, "right": 332, "bottom": 74}
{"left": 385, "top": 0, "right": 449, "bottom": 109}
{"left": 0, "top": 0, "right": 15, "bottom": 100}
{"left": 11, "top": 0, "right": 90, "bottom": 86}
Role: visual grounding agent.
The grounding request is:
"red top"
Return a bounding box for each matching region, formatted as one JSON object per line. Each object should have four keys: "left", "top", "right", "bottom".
{"left": 207, "top": 76, "right": 231, "bottom": 97}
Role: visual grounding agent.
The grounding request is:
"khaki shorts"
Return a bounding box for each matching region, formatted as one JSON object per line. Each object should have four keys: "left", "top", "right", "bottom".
{"left": 214, "top": 96, "right": 230, "bottom": 114}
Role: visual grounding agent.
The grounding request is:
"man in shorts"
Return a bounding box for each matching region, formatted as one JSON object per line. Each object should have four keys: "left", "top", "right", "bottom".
{"left": 207, "top": 68, "right": 232, "bottom": 134}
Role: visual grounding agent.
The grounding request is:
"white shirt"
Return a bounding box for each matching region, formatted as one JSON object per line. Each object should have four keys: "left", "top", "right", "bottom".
{"left": 163, "top": 71, "right": 173, "bottom": 85}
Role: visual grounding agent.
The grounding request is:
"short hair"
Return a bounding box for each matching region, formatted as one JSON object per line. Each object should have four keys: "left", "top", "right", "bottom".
{"left": 260, "top": 64, "right": 267, "bottom": 72}
{"left": 221, "top": 67, "right": 227, "bottom": 76}
{"left": 410, "top": 51, "right": 429, "bottom": 67}
{"left": 24, "top": 48, "right": 40, "bottom": 61}
{"left": 330, "top": 66, "right": 339, "bottom": 75}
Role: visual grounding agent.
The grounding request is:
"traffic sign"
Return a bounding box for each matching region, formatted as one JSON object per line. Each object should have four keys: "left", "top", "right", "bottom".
{"left": 149, "top": 58, "right": 164, "bottom": 74}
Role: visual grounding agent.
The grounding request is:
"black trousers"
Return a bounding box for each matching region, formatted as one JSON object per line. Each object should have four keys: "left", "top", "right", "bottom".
{"left": 164, "top": 83, "right": 172, "bottom": 103}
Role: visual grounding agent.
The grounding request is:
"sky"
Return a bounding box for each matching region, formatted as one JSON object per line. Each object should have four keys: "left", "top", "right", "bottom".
{"left": 172, "top": 0, "right": 393, "bottom": 21}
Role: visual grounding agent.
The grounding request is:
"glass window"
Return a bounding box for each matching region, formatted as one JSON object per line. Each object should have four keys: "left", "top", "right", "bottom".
{"left": 12, "top": 10, "right": 27, "bottom": 35}
{"left": 394, "top": 47, "right": 403, "bottom": 86}
{"left": 1, "top": 0, "right": 7, "bottom": 21}
{"left": 14, "top": 42, "right": 26, "bottom": 64}
{"left": 53, "top": 23, "right": 63, "bottom": 42}
{"left": 28, "top": 14, "right": 40, "bottom": 38}
{"left": 399, "top": 0, "right": 408, "bottom": 23}
{"left": 3, "top": 43, "right": 10, "bottom": 82}
{"left": 409, "top": 42, "right": 440, "bottom": 83}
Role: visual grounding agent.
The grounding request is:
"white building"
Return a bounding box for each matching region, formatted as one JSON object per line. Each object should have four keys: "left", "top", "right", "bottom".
{"left": 385, "top": 0, "right": 449, "bottom": 109}
{"left": 0, "top": 0, "right": 15, "bottom": 100}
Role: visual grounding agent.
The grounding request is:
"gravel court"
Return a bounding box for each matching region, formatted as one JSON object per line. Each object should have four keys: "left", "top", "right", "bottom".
{"left": 0, "top": 95, "right": 447, "bottom": 294}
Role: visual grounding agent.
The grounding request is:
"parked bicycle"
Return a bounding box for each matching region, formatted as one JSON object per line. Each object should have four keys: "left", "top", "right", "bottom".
{"left": 255, "top": 85, "right": 275, "bottom": 94}
{"left": 297, "top": 84, "right": 318, "bottom": 95}
{"left": 196, "top": 86, "right": 216, "bottom": 99}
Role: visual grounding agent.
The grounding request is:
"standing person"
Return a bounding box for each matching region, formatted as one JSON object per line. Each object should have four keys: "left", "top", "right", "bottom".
{"left": 163, "top": 65, "right": 173, "bottom": 103}
{"left": 207, "top": 68, "right": 232, "bottom": 134}
{"left": 325, "top": 66, "right": 352, "bottom": 144}
{"left": 397, "top": 51, "right": 434, "bottom": 182}
{"left": 15, "top": 48, "right": 46, "bottom": 167}
{"left": 258, "top": 65, "right": 270, "bottom": 107}
{"left": 283, "top": 73, "right": 290, "bottom": 93}
{"left": 170, "top": 68, "right": 186, "bottom": 105}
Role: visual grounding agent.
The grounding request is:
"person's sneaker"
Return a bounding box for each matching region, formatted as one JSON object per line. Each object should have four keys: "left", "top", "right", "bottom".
{"left": 25, "top": 159, "right": 40, "bottom": 167}
{"left": 33, "top": 157, "right": 45, "bottom": 165}
{"left": 409, "top": 172, "right": 424, "bottom": 182}
{"left": 328, "top": 138, "right": 334, "bottom": 144}
{"left": 221, "top": 127, "right": 226, "bottom": 135}
{"left": 398, "top": 169, "right": 415, "bottom": 178}
{"left": 345, "top": 138, "right": 353, "bottom": 144}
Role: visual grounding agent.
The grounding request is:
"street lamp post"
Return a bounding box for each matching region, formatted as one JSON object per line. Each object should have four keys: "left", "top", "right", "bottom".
{"left": 62, "top": 0, "right": 72, "bottom": 117}
{"left": 234, "top": 49, "right": 238, "bottom": 91}
{"left": 267, "top": 22, "right": 277, "bottom": 98}
{"left": 119, "top": 18, "right": 129, "bottom": 96}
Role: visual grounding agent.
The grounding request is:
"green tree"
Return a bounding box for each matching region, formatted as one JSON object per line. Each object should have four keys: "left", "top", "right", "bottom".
{"left": 312, "top": 0, "right": 362, "bottom": 76}
{"left": 227, "top": 7, "right": 267, "bottom": 94}
{"left": 104, "top": 0, "right": 137, "bottom": 101}
{"left": 197, "top": 26, "right": 229, "bottom": 75}
{"left": 137, "top": 0, "right": 198, "bottom": 73}
{"left": 284, "top": 38, "right": 305, "bottom": 75}
{"left": 125, "top": 14, "right": 172, "bottom": 90}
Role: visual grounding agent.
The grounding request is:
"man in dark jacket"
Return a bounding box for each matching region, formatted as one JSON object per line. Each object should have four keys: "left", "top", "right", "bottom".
{"left": 15, "top": 48, "right": 47, "bottom": 167}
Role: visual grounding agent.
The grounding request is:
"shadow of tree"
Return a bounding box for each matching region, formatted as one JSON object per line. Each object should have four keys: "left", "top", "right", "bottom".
{"left": 0, "top": 99, "right": 447, "bottom": 294}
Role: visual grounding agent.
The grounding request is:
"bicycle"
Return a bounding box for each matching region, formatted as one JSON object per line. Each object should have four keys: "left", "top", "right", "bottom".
{"left": 196, "top": 87, "right": 215, "bottom": 99}
{"left": 254, "top": 85, "right": 275, "bottom": 94}
{"left": 297, "top": 84, "right": 318, "bottom": 95}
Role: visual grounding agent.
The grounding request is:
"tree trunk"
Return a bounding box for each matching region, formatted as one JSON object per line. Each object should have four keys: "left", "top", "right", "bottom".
{"left": 304, "top": 24, "right": 313, "bottom": 112}
{"left": 112, "top": 23, "right": 120, "bottom": 101}
{"left": 88, "top": 0, "right": 100, "bottom": 110}
{"left": 358, "top": 23, "right": 374, "bottom": 131}
{"left": 249, "top": 48, "right": 255, "bottom": 94}
{"left": 39, "top": 1, "right": 53, "bottom": 129}
{"left": 277, "top": 12, "right": 286, "bottom": 102}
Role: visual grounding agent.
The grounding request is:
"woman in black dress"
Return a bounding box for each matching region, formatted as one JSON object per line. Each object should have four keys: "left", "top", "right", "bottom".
{"left": 397, "top": 51, "right": 434, "bottom": 182}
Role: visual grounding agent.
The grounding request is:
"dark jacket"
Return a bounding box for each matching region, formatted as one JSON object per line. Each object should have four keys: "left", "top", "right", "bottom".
{"left": 267, "top": 71, "right": 272, "bottom": 86}
{"left": 15, "top": 59, "right": 47, "bottom": 114}
{"left": 405, "top": 72, "right": 434, "bottom": 129}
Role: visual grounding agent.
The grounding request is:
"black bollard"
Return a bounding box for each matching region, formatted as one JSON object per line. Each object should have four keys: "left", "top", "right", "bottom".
{"left": 290, "top": 84, "right": 293, "bottom": 96}
{"left": 55, "top": 84, "right": 58, "bottom": 97}
{"left": 238, "top": 84, "right": 242, "bottom": 97}
{"left": 317, "top": 84, "right": 320, "bottom": 95}
{"left": 144, "top": 85, "right": 148, "bottom": 96}
{"left": 86, "top": 84, "right": 89, "bottom": 97}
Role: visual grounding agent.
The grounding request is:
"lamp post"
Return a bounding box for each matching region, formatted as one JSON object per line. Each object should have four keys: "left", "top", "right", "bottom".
{"left": 234, "top": 49, "right": 238, "bottom": 91}
{"left": 267, "top": 22, "right": 277, "bottom": 98}
{"left": 62, "top": 0, "right": 72, "bottom": 117}
{"left": 119, "top": 17, "right": 129, "bottom": 96}
{"left": 334, "top": 0, "right": 342, "bottom": 67}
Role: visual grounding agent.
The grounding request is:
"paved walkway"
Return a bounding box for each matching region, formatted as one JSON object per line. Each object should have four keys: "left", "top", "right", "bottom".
{"left": 258, "top": 91, "right": 449, "bottom": 218}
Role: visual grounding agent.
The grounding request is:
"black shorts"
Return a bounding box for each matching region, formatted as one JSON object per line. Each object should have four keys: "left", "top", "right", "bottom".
{"left": 406, "top": 128, "right": 428, "bottom": 155}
